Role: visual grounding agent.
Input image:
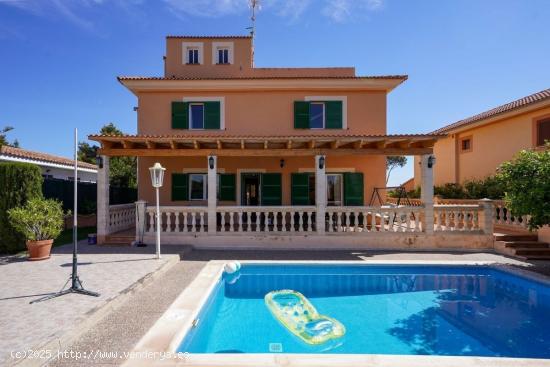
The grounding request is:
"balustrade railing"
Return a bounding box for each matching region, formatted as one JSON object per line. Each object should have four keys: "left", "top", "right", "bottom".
{"left": 217, "top": 206, "right": 316, "bottom": 233}
{"left": 493, "top": 200, "right": 530, "bottom": 230}
{"left": 145, "top": 206, "right": 208, "bottom": 234}
{"left": 433, "top": 205, "right": 481, "bottom": 232}
{"left": 325, "top": 206, "right": 423, "bottom": 233}
{"left": 108, "top": 203, "right": 135, "bottom": 233}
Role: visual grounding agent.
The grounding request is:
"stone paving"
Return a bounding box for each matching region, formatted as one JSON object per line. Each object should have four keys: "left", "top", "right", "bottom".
{"left": 0, "top": 241, "right": 180, "bottom": 367}
{"left": 46, "top": 248, "right": 550, "bottom": 366}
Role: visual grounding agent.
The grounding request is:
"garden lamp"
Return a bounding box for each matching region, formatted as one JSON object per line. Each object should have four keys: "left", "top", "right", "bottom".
{"left": 149, "top": 163, "right": 165, "bottom": 259}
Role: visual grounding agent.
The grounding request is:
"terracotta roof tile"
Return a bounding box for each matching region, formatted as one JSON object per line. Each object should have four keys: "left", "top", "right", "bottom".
{"left": 0, "top": 146, "right": 97, "bottom": 170}
{"left": 166, "top": 35, "right": 252, "bottom": 39}
{"left": 433, "top": 88, "right": 550, "bottom": 134}
{"left": 117, "top": 75, "right": 408, "bottom": 81}
{"left": 89, "top": 133, "right": 442, "bottom": 140}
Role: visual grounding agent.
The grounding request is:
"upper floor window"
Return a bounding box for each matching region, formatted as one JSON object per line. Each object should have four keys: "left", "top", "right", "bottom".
{"left": 460, "top": 136, "right": 473, "bottom": 153}
{"left": 190, "top": 103, "right": 204, "bottom": 129}
{"left": 187, "top": 48, "right": 199, "bottom": 64}
{"left": 171, "top": 100, "right": 222, "bottom": 130}
{"left": 536, "top": 117, "right": 550, "bottom": 146}
{"left": 309, "top": 102, "right": 325, "bottom": 129}
{"left": 217, "top": 48, "right": 229, "bottom": 64}
{"left": 294, "top": 100, "right": 344, "bottom": 129}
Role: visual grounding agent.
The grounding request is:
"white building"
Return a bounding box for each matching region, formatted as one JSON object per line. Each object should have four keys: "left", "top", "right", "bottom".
{"left": 0, "top": 145, "right": 97, "bottom": 182}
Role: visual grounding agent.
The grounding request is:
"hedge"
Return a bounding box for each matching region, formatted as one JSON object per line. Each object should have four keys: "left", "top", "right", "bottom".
{"left": 0, "top": 162, "right": 43, "bottom": 254}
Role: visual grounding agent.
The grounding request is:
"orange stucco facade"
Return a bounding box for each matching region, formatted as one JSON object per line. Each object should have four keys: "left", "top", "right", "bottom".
{"left": 118, "top": 36, "right": 407, "bottom": 206}
{"left": 414, "top": 101, "right": 550, "bottom": 187}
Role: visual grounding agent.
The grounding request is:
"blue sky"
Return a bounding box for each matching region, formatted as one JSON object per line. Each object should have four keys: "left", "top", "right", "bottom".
{"left": 1, "top": 0, "right": 549, "bottom": 185}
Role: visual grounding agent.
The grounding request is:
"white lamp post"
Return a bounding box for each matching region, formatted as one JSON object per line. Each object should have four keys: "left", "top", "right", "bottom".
{"left": 149, "top": 162, "right": 165, "bottom": 259}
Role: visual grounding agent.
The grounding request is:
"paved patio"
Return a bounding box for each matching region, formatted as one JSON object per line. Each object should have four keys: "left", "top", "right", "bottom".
{"left": 0, "top": 242, "right": 180, "bottom": 367}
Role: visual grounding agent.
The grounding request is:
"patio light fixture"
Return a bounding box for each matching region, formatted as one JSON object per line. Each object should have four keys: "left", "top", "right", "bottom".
{"left": 208, "top": 156, "right": 215, "bottom": 169}
{"left": 96, "top": 156, "right": 103, "bottom": 169}
{"left": 149, "top": 162, "right": 165, "bottom": 259}
{"left": 280, "top": 159, "right": 285, "bottom": 168}
{"left": 318, "top": 156, "right": 325, "bottom": 170}
{"left": 428, "top": 155, "right": 436, "bottom": 169}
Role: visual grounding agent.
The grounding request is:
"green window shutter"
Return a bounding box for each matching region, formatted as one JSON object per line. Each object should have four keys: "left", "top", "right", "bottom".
{"left": 291, "top": 173, "right": 310, "bottom": 205}
{"left": 171, "top": 173, "right": 189, "bottom": 201}
{"left": 325, "top": 101, "right": 343, "bottom": 129}
{"left": 219, "top": 174, "right": 236, "bottom": 201}
{"left": 172, "top": 102, "right": 188, "bottom": 129}
{"left": 261, "top": 173, "right": 282, "bottom": 205}
{"left": 344, "top": 172, "right": 364, "bottom": 206}
{"left": 294, "top": 101, "right": 310, "bottom": 129}
{"left": 204, "top": 101, "right": 221, "bottom": 129}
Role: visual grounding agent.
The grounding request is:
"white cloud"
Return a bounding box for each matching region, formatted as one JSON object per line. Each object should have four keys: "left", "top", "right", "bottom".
{"left": 322, "top": 0, "right": 384, "bottom": 23}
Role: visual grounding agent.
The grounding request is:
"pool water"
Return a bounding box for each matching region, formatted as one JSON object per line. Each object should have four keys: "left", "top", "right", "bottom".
{"left": 178, "top": 265, "right": 550, "bottom": 358}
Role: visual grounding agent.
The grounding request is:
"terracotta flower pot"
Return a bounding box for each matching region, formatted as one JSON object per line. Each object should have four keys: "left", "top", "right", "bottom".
{"left": 26, "top": 239, "right": 53, "bottom": 261}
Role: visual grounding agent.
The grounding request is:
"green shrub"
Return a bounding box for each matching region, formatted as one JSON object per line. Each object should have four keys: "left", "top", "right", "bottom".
{"left": 463, "top": 176, "right": 505, "bottom": 200}
{"left": 0, "top": 163, "right": 43, "bottom": 253}
{"left": 8, "top": 198, "right": 64, "bottom": 241}
{"left": 497, "top": 145, "right": 550, "bottom": 230}
{"left": 434, "top": 183, "right": 466, "bottom": 199}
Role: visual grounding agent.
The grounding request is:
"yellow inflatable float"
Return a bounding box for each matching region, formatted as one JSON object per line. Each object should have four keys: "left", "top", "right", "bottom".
{"left": 265, "top": 290, "right": 346, "bottom": 345}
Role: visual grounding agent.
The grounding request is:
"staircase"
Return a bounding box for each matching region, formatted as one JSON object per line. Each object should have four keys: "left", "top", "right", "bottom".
{"left": 494, "top": 233, "right": 550, "bottom": 260}
{"left": 104, "top": 228, "right": 135, "bottom": 246}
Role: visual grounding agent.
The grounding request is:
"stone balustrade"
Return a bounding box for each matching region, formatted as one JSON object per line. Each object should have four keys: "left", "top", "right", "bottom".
{"left": 108, "top": 203, "right": 135, "bottom": 233}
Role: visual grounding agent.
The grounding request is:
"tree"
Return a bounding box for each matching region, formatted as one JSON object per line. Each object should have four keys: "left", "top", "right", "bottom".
{"left": 78, "top": 123, "right": 137, "bottom": 188}
{"left": 0, "top": 126, "right": 19, "bottom": 147}
{"left": 386, "top": 156, "right": 407, "bottom": 185}
{"left": 497, "top": 144, "right": 550, "bottom": 230}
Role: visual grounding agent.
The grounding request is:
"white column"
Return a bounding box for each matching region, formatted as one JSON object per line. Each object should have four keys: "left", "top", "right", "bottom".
{"left": 315, "top": 155, "right": 327, "bottom": 234}
{"left": 135, "top": 200, "right": 147, "bottom": 243}
{"left": 479, "top": 198, "right": 494, "bottom": 235}
{"left": 96, "top": 155, "right": 109, "bottom": 244}
{"left": 207, "top": 155, "right": 217, "bottom": 234}
{"left": 420, "top": 154, "right": 434, "bottom": 234}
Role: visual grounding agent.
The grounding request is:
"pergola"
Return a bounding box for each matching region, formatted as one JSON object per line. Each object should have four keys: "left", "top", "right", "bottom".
{"left": 89, "top": 133, "right": 442, "bottom": 157}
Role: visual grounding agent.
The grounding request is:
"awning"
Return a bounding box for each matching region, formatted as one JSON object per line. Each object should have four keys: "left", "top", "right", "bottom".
{"left": 89, "top": 133, "right": 444, "bottom": 157}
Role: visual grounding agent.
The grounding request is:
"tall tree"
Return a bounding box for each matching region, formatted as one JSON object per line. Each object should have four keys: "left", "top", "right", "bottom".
{"left": 0, "top": 126, "right": 19, "bottom": 147}
{"left": 386, "top": 156, "right": 407, "bottom": 185}
{"left": 78, "top": 123, "right": 137, "bottom": 188}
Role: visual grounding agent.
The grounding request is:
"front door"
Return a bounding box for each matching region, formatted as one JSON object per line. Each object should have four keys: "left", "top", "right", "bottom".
{"left": 241, "top": 173, "right": 261, "bottom": 206}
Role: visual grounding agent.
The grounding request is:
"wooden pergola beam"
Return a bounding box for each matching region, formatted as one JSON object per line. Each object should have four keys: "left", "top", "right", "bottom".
{"left": 99, "top": 147, "right": 434, "bottom": 157}
{"left": 217, "top": 140, "right": 222, "bottom": 149}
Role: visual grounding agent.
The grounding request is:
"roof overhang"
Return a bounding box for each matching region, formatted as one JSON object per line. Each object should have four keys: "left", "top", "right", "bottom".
{"left": 434, "top": 95, "right": 550, "bottom": 135}
{"left": 89, "top": 134, "right": 443, "bottom": 157}
{"left": 117, "top": 77, "right": 407, "bottom": 95}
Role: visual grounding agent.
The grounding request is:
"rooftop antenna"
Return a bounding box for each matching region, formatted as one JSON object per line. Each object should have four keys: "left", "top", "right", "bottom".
{"left": 248, "top": 0, "right": 260, "bottom": 66}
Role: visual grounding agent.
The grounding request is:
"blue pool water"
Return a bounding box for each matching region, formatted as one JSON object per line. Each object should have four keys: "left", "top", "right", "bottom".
{"left": 178, "top": 265, "right": 550, "bottom": 358}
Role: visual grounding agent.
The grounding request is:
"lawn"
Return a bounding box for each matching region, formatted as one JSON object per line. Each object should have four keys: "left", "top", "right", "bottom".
{"left": 53, "top": 227, "right": 97, "bottom": 247}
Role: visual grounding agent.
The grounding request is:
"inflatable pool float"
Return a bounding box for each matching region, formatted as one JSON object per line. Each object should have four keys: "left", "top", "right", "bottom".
{"left": 265, "top": 290, "right": 345, "bottom": 345}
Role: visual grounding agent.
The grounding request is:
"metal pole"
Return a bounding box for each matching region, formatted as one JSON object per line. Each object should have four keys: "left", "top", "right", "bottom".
{"left": 155, "top": 186, "right": 161, "bottom": 259}
{"left": 72, "top": 128, "right": 78, "bottom": 289}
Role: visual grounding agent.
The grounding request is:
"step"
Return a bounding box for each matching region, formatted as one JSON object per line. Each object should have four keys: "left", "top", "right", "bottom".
{"left": 503, "top": 241, "right": 549, "bottom": 249}
{"left": 513, "top": 248, "right": 550, "bottom": 257}
{"left": 518, "top": 254, "right": 550, "bottom": 260}
{"left": 494, "top": 234, "right": 538, "bottom": 242}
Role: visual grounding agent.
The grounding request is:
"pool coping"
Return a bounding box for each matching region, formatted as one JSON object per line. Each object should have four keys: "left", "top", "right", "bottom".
{"left": 123, "top": 260, "right": 550, "bottom": 367}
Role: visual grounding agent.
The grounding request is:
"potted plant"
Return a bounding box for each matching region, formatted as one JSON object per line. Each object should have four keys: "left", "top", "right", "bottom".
{"left": 8, "top": 198, "right": 64, "bottom": 261}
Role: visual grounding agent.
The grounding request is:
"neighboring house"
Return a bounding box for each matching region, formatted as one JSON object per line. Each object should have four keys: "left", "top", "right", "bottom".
{"left": 414, "top": 88, "right": 550, "bottom": 187}
{"left": 0, "top": 145, "right": 97, "bottom": 182}
{"left": 90, "top": 35, "right": 494, "bottom": 248}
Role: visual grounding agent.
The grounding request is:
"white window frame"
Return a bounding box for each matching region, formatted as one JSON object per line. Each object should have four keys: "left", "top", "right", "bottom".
{"left": 182, "top": 96, "right": 225, "bottom": 130}
{"left": 182, "top": 42, "right": 204, "bottom": 65}
{"left": 189, "top": 103, "right": 205, "bottom": 130}
{"left": 309, "top": 102, "right": 326, "bottom": 129}
{"left": 212, "top": 42, "right": 234, "bottom": 65}
{"left": 304, "top": 96, "right": 347, "bottom": 129}
{"left": 326, "top": 173, "right": 344, "bottom": 207}
{"left": 189, "top": 173, "right": 207, "bottom": 201}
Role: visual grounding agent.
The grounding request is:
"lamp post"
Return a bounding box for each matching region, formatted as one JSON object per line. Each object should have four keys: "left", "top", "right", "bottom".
{"left": 149, "top": 162, "right": 165, "bottom": 259}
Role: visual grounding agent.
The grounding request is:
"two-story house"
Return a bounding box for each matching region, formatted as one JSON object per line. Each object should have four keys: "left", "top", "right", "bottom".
{"left": 90, "top": 35, "right": 493, "bottom": 249}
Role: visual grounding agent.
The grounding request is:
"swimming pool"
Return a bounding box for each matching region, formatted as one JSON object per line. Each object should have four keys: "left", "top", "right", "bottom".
{"left": 177, "top": 264, "right": 550, "bottom": 359}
